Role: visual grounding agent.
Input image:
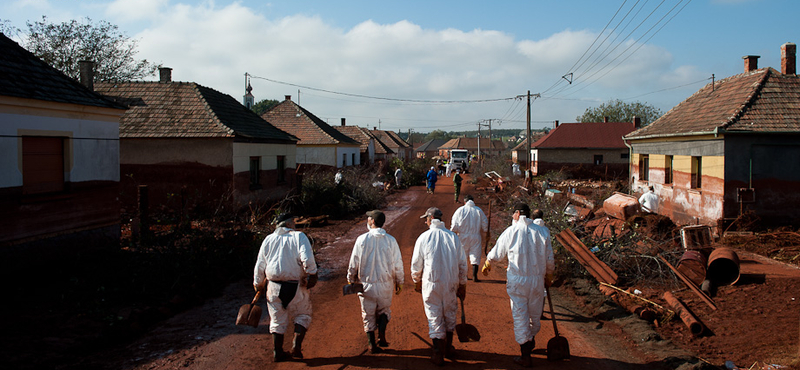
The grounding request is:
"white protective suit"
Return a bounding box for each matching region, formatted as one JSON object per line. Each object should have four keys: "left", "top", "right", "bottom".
{"left": 394, "top": 168, "right": 402, "bottom": 187}
{"left": 639, "top": 190, "right": 659, "bottom": 213}
{"left": 411, "top": 219, "right": 468, "bottom": 339}
{"left": 253, "top": 226, "right": 318, "bottom": 334}
{"left": 486, "top": 216, "right": 555, "bottom": 344}
{"left": 347, "top": 227, "right": 404, "bottom": 332}
{"left": 445, "top": 162, "right": 453, "bottom": 177}
{"left": 450, "top": 200, "right": 489, "bottom": 265}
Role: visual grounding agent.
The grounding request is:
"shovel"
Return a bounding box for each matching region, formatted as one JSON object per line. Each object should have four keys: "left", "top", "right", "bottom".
{"left": 545, "top": 287, "right": 570, "bottom": 361}
{"left": 456, "top": 296, "right": 480, "bottom": 342}
{"left": 235, "top": 290, "right": 263, "bottom": 328}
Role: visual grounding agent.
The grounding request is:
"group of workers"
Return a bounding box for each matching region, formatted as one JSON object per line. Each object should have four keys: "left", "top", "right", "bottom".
{"left": 252, "top": 188, "right": 555, "bottom": 367}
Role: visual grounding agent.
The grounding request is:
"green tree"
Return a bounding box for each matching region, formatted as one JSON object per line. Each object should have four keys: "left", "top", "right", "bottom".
{"left": 576, "top": 99, "right": 663, "bottom": 126}
{"left": 9, "top": 16, "right": 158, "bottom": 81}
{"left": 251, "top": 99, "right": 280, "bottom": 116}
{"left": 424, "top": 129, "right": 451, "bottom": 141}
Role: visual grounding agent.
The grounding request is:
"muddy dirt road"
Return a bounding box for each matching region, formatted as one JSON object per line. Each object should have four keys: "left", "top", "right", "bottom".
{"left": 90, "top": 175, "right": 677, "bottom": 370}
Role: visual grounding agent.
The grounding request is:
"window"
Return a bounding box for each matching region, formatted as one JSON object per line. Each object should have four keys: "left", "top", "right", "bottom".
{"left": 691, "top": 156, "right": 702, "bottom": 189}
{"left": 638, "top": 154, "right": 649, "bottom": 181}
{"left": 249, "top": 156, "right": 261, "bottom": 189}
{"left": 594, "top": 155, "right": 603, "bottom": 165}
{"left": 342, "top": 154, "right": 347, "bottom": 167}
{"left": 665, "top": 155, "right": 673, "bottom": 184}
{"left": 277, "top": 155, "right": 286, "bottom": 183}
{"left": 352, "top": 153, "right": 356, "bottom": 166}
{"left": 22, "top": 136, "right": 64, "bottom": 194}
{"left": 620, "top": 152, "right": 629, "bottom": 159}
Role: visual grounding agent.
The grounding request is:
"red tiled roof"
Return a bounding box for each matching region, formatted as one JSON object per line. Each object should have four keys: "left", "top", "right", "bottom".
{"left": 95, "top": 81, "right": 296, "bottom": 141}
{"left": 439, "top": 137, "right": 507, "bottom": 150}
{"left": 531, "top": 122, "right": 634, "bottom": 149}
{"left": 262, "top": 99, "right": 360, "bottom": 146}
{"left": 626, "top": 68, "right": 800, "bottom": 139}
{"left": 0, "top": 33, "right": 124, "bottom": 110}
{"left": 335, "top": 125, "right": 394, "bottom": 154}
{"left": 371, "top": 129, "right": 411, "bottom": 150}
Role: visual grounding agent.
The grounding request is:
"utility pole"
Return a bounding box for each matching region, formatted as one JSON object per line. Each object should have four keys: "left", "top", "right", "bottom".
{"left": 478, "top": 119, "right": 500, "bottom": 165}
{"left": 517, "top": 91, "right": 540, "bottom": 172}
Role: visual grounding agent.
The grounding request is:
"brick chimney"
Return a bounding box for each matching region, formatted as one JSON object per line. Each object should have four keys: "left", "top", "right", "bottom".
{"left": 159, "top": 67, "right": 172, "bottom": 83}
{"left": 79, "top": 60, "right": 94, "bottom": 90}
{"left": 633, "top": 116, "right": 642, "bottom": 129}
{"left": 782, "top": 42, "right": 796, "bottom": 75}
{"left": 554, "top": 120, "right": 559, "bottom": 128}
{"left": 341, "top": 118, "right": 346, "bottom": 126}
{"left": 603, "top": 116, "right": 609, "bottom": 123}
{"left": 285, "top": 95, "right": 292, "bottom": 101}
{"left": 743, "top": 55, "right": 760, "bottom": 72}
{"left": 373, "top": 127, "right": 377, "bottom": 131}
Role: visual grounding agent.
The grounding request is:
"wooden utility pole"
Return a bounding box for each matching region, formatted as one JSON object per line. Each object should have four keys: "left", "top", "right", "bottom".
{"left": 526, "top": 91, "right": 531, "bottom": 172}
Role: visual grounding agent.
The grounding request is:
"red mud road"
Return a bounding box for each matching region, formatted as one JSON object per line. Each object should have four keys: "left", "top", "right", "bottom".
{"left": 92, "top": 175, "right": 675, "bottom": 370}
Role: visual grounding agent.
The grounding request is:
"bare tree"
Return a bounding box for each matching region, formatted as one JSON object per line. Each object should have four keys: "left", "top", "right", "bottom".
{"left": 576, "top": 99, "right": 663, "bottom": 126}
{"left": 11, "top": 16, "right": 159, "bottom": 81}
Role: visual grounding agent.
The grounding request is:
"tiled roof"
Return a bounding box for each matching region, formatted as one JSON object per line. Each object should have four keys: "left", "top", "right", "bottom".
{"left": 439, "top": 137, "right": 507, "bottom": 150}
{"left": 414, "top": 139, "right": 448, "bottom": 152}
{"left": 0, "top": 33, "right": 124, "bottom": 110}
{"left": 626, "top": 68, "right": 800, "bottom": 139}
{"left": 532, "top": 122, "right": 634, "bottom": 149}
{"left": 371, "top": 129, "right": 412, "bottom": 150}
{"left": 95, "top": 81, "right": 297, "bottom": 141}
{"left": 262, "top": 99, "right": 360, "bottom": 146}
{"left": 335, "top": 125, "right": 394, "bottom": 154}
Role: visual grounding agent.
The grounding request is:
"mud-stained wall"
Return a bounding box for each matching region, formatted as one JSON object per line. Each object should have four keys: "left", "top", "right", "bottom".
{"left": 724, "top": 136, "right": 800, "bottom": 226}
{"left": 534, "top": 148, "right": 630, "bottom": 178}
{"left": 297, "top": 145, "right": 337, "bottom": 167}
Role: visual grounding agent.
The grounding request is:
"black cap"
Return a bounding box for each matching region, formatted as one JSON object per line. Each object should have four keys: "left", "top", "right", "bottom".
{"left": 420, "top": 207, "right": 443, "bottom": 219}
{"left": 513, "top": 202, "right": 530, "bottom": 217}
{"left": 276, "top": 213, "right": 295, "bottom": 225}
{"left": 464, "top": 195, "right": 473, "bottom": 202}
{"left": 365, "top": 210, "right": 385, "bottom": 226}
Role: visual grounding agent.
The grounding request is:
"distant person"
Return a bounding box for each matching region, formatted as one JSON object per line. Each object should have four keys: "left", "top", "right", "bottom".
{"left": 347, "top": 210, "right": 404, "bottom": 354}
{"left": 512, "top": 162, "right": 521, "bottom": 176}
{"left": 482, "top": 203, "right": 554, "bottom": 367}
{"left": 426, "top": 166, "right": 438, "bottom": 194}
{"left": 253, "top": 213, "right": 318, "bottom": 362}
{"left": 394, "top": 167, "right": 403, "bottom": 188}
{"left": 639, "top": 186, "right": 659, "bottom": 213}
{"left": 450, "top": 195, "right": 488, "bottom": 282}
{"left": 445, "top": 161, "right": 453, "bottom": 177}
{"left": 412, "top": 207, "right": 468, "bottom": 365}
{"left": 335, "top": 170, "right": 343, "bottom": 185}
{"left": 452, "top": 169, "right": 463, "bottom": 203}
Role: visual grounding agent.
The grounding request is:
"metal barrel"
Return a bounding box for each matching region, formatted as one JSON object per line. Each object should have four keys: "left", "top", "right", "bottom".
{"left": 676, "top": 250, "right": 707, "bottom": 286}
{"left": 706, "top": 248, "right": 740, "bottom": 285}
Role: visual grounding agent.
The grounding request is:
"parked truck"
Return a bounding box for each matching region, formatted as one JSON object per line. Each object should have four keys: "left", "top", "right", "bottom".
{"left": 448, "top": 149, "right": 470, "bottom": 173}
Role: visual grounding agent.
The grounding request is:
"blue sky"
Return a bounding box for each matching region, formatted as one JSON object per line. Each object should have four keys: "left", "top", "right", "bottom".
{"left": 2, "top": 0, "right": 798, "bottom": 133}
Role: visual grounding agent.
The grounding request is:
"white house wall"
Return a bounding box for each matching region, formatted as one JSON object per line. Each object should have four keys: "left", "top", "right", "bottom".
{"left": 297, "top": 145, "right": 337, "bottom": 167}
{"left": 336, "top": 146, "right": 361, "bottom": 167}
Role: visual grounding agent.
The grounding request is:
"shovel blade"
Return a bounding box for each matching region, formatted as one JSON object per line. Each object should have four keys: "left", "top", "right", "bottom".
{"left": 456, "top": 323, "right": 480, "bottom": 342}
{"left": 235, "top": 304, "right": 253, "bottom": 326}
{"left": 246, "top": 305, "right": 262, "bottom": 327}
{"left": 546, "top": 335, "right": 570, "bottom": 361}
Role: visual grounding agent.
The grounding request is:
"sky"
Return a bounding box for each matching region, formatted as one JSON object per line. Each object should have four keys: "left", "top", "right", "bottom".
{"left": 2, "top": 0, "right": 798, "bottom": 134}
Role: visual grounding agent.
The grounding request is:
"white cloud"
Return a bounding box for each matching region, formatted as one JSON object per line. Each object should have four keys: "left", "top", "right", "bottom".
{"left": 105, "top": 0, "right": 167, "bottom": 22}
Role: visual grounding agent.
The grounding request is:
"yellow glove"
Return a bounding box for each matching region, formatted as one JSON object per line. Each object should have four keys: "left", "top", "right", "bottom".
{"left": 395, "top": 283, "right": 402, "bottom": 295}
{"left": 481, "top": 260, "right": 491, "bottom": 276}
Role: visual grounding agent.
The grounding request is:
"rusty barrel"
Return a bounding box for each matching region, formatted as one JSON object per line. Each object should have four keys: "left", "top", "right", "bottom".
{"left": 676, "top": 250, "right": 707, "bottom": 286}
{"left": 706, "top": 248, "right": 740, "bottom": 286}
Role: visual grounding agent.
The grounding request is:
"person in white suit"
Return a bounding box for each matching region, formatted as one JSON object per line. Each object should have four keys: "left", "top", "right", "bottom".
{"left": 450, "top": 195, "right": 488, "bottom": 282}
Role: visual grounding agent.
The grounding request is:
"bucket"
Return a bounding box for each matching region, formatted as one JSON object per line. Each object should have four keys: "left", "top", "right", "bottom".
{"left": 676, "top": 250, "right": 707, "bottom": 286}
{"left": 706, "top": 248, "right": 740, "bottom": 285}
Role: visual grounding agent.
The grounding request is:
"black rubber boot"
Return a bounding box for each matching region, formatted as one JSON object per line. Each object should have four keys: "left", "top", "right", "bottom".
{"left": 367, "top": 331, "right": 383, "bottom": 354}
{"left": 377, "top": 314, "right": 390, "bottom": 347}
{"left": 444, "top": 331, "right": 457, "bottom": 360}
{"left": 272, "top": 333, "right": 290, "bottom": 362}
{"left": 472, "top": 264, "right": 480, "bottom": 282}
{"left": 291, "top": 324, "right": 306, "bottom": 359}
{"left": 513, "top": 340, "right": 535, "bottom": 367}
{"left": 431, "top": 338, "right": 445, "bottom": 366}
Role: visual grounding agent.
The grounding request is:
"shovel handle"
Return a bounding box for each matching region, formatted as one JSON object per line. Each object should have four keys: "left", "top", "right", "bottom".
{"left": 251, "top": 290, "right": 263, "bottom": 305}
{"left": 546, "top": 287, "right": 560, "bottom": 337}
{"left": 460, "top": 296, "right": 466, "bottom": 324}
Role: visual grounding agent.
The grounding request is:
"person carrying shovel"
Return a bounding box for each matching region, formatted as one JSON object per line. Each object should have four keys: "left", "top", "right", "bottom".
{"left": 347, "top": 210, "right": 404, "bottom": 354}
{"left": 253, "top": 213, "right": 319, "bottom": 362}
{"left": 450, "top": 194, "right": 488, "bottom": 282}
{"left": 411, "top": 207, "right": 468, "bottom": 366}
{"left": 482, "top": 203, "right": 554, "bottom": 367}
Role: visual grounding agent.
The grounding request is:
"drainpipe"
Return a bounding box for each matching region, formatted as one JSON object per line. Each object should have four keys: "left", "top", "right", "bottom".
{"left": 623, "top": 136, "right": 633, "bottom": 194}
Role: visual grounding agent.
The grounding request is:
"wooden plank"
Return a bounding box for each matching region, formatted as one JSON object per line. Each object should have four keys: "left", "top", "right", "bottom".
{"left": 658, "top": 255, "right": 717, "bottom": 310}
{"left": 555, "top": 229, "right": 618, "bottom": 285}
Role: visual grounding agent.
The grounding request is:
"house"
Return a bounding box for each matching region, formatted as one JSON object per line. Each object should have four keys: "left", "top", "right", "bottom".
{"left": 531, "top": 119, "right": 637, "bottom": 178}
{"left": 511, "top": 131, "right": 547, "bottom": 168}
{"left": 414, "top": 139, "right": 448, "bottom": 159}
{"left": 334, "top": 118, "right": 394, "bottom": 165}
{"left": 624, "top": 43, "right": 800, "bottom": 228}
{"left": 262, "top": 96, "right": 361, "bottom": 168}
{"left": 0, "top": 34, "right": 126, "bottom": 246}
{"left": 371, "top": 128, "right": 413, "bottom": 161}
{"left": 438, "top": 137, "right": 507, "bottom": 159}
{"left": 95, "top": 68, "right": 298, "bottom": 214}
